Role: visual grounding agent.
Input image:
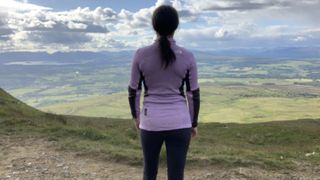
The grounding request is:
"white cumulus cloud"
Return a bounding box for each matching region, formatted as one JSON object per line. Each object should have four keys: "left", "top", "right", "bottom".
{"left": 0, "top": 0, "right": 319, "bottom": 52}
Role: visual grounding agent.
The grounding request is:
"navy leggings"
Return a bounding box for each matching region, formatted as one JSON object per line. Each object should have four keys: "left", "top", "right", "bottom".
{"left": 140, "top": 127, "right": 192, "bottom": 180}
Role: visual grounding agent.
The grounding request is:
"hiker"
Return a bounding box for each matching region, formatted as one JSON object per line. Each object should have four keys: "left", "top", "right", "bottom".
{"left": 128, "top": 5, "right": 200, "bottom": 180}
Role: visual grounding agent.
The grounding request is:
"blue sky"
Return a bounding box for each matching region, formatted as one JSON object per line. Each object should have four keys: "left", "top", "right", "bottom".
{"left": 0, "top": 0, "right": 319, "bottom": 52}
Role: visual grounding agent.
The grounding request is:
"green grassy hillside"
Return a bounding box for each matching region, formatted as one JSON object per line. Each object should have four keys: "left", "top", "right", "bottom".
{"left": 1, "top": 88, "right": 320, "bottom": 170}
{"left": 0, "top": 88, "right": 42, "bottom": 118}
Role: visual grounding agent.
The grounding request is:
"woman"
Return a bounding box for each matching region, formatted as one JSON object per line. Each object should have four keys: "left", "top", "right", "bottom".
{"left": 128, "top": 5, "right": 200, "bottom": 180}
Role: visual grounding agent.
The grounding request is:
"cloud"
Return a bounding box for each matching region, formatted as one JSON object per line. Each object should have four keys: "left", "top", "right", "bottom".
{"left": 0, "top": 12, "right": 14, "bottom": 40}
{"left": 1, "top": 0, "right": 208, "bottom": 52}
{"left": 26, "top": 31, "right": 92, "bottom": 44}
{"left": 154, "top": 0, "right": 200, "bottom": 22}
{"left": 2, "top": 5, "right": 121, "bottom": 51}
{"left": 188, "top": 0, "right": 320, "bottom": 12}
{"left": 190, "top": 0, "right": 291, "bottom": 11}
{"left": 155, "top": 0, "right": 172, "bottom": 6}
{"left": 176, "top": 24, "right": 320, "bottom": 50}
{"left": 129, "top": 8, "right": 154, "bottom": 28}
{"left": 0, "top": 0, "right": 51, "bottom": 11}
{"left": 177, "top": 22, "right": 256, "bottom": 42}
{"left": 0, "top": 0, "right": 319, "bottom": 52}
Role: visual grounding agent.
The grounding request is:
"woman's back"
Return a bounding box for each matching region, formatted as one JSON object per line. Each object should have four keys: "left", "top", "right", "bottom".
{"left": 128, "top": 37, "right": 200, "bottom": 131}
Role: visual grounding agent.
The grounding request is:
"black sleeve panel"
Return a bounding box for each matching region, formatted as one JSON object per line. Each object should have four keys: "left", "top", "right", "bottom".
{"left": 128, "top": 85, "right": 138, "bottom": 120}
{"left": 191, "top": 88, "right": 200, "bottom": 127}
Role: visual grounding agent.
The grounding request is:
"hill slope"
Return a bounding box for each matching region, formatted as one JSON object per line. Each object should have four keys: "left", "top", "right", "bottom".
{"left": 0, "top": 88, "right": 42, "bottom": 118}
{"left": 1, "top": 88, "right": 320, "bottom": 176}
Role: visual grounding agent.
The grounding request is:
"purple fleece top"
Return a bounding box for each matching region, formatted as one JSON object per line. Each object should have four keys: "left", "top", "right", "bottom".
{"left": 128, "top": 37, "right": 200, "bottom": 131}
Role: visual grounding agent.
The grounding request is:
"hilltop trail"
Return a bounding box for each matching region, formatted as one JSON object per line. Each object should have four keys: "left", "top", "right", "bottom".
{"left": 0, "top": 135, "right": 319, "bottom": 180}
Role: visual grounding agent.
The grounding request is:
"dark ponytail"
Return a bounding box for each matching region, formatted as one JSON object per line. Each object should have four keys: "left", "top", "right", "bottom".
{"left": 152, "top": 5, "right": 179, "bottom": 69}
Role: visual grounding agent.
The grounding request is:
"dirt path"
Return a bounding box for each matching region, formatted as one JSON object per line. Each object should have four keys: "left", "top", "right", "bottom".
{"left": 0, "top": 135, "right": 319, "bottom": 180}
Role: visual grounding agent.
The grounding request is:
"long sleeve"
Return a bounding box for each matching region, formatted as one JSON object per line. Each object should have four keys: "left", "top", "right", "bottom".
{"left": 186, "top": 53, "right": 200, "bottom": 127}
{"left": 128, "top": 49, "right": 142, "bottom": 121}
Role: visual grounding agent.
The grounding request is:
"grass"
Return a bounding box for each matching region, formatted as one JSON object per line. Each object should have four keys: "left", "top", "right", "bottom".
{"left": 2, "top": 114, "right": 320, "bottom": 170}
{"left": 41, "top": 91, "right": 131, "bottom": 118}
{"left": 40, "top": 83, "right": 320, "bottom": 123}
{"left": 1, "top": 88, "right": 320, "bottom": 170}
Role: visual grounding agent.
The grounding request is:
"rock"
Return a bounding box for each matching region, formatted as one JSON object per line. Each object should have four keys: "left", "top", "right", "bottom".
{"left": 204, "top": 172, "right": 214, "bottom": 178}
{"left": 280, "top": 155, "right": 284, "bottom": 160}
{"left": 235, "top": 167, "right": 250, "bottom": 178}
{"left": 56, "top": 163, "right": 64, "bottom": 167}
{"left": 305, "top": 152, "right": 316, "bottom": 157}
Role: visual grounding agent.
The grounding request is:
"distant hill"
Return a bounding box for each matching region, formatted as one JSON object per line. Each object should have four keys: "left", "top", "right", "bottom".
{"left": 195, "top": 46, "right": 320, "bottom": 59}
{"left": 0, "top": 51, "right": 134, "bottom": 64}
{"left": 257, "top": 47, "right": 320, "bottom": 59}
{"left": 1, "top": 46, "right": 319, "bottom": 65}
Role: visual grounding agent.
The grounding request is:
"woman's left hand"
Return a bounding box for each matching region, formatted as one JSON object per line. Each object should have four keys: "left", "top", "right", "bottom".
{"left": 134, "top": 118, "right": 140, "bottom": 131}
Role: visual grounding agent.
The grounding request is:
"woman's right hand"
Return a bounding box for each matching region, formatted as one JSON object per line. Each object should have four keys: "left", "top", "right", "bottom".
{"left": 191, "top": 127, "right": 197, "bottom": 138}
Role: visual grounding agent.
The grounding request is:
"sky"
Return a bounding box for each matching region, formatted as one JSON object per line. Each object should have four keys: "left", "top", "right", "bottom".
{"left": 0, "top": 0, "right": 319, "bottom": 52}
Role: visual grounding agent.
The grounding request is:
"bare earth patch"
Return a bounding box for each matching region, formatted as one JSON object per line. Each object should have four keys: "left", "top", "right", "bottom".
{"left": 0, "top": 135, "right": 319, "bottom": 180}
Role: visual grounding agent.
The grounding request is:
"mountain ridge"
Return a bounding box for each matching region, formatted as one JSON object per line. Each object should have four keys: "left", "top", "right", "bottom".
{"left": 1, "top": 46, "right": 319, "bottom": 64}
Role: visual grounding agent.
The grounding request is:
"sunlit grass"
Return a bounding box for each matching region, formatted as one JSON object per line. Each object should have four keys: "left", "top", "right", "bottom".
{"left": 40, "top": 83, "right": 320, "bottom": 123}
